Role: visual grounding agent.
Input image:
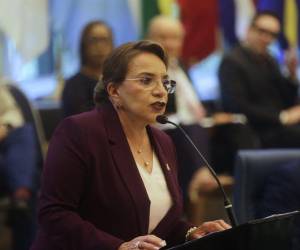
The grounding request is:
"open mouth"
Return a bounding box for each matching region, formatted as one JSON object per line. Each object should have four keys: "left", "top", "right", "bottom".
{"left": 151, "top": 101, "right": 166, "bottom": 111}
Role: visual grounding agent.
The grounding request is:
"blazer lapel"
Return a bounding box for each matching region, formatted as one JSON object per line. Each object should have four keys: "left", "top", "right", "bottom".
{"left": 101, "top": 103, "right": 150, "bottom": 233}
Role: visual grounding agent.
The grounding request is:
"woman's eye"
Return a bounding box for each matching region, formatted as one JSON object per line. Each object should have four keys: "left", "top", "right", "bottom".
{"left": 140, "top": 77, "right": 152, "bottom": 85}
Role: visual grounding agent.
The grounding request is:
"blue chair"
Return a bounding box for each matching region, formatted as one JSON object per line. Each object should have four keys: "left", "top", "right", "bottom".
{"left": 233, "top": 149, "right": 300, "bottom": 224}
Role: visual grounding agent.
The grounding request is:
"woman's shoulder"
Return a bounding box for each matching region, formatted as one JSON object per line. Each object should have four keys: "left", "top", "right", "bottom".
{"left": 55, "top": 109, "right": 104, "bottom": 135}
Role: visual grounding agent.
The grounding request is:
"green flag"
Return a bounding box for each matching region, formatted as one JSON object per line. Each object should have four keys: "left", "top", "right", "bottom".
{"left": 141, "top": 0, "right": 160, "bottom": 38}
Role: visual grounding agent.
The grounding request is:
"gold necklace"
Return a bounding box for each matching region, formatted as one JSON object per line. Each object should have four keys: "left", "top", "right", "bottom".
{"left": 128, "top": 137, "right": 152, "bottom": 168}
{"left": 136, "top": 148, "right": 150, "bottom": 167}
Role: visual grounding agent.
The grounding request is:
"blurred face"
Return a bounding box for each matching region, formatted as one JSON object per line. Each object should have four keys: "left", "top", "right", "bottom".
{"left": 84, "top": 24, "right": 113, "bottom": 67}
{"left": 150, "top": 21, "right": 184, "bottom": 59}
{"left": 110, "top": 52, "right": 169, "bottom": 125}
{"left": 247, "top": 15, "right": 280, "bottom": 54}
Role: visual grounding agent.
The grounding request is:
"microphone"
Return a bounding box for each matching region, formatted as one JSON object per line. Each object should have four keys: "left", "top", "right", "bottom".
{"left": 156, "top": 115, "right": 238, "bottom": 227}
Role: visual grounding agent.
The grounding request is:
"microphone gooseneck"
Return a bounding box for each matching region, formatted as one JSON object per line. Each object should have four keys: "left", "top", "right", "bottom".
{"left": 156, "top": 115, "right": 169, "bottom": 124}
{"left": 156, "top": 115, "right": 238, "bottom": 227}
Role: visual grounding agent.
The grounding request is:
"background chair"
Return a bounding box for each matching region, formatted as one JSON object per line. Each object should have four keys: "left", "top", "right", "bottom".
{"left": 7, "top": 84, "right": 47, "bottom": 161}
{"left": 233, "top": 149, "right": 300, "bottom": 224}
{"left": 0, "top": 84, "right": 47, "bottom": 250}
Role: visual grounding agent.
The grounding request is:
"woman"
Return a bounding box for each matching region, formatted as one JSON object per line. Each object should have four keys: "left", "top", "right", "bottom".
{"left": 62, "top": 20, "right": 113, "bottom": 117}
{"left": 31, "top": 41, "right": 230, "bottom": 250}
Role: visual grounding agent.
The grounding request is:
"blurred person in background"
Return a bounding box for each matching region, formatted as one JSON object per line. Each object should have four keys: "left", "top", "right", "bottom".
{"left": 219, "top": 11, "right": 300, "bottom": 148}
{"left": 0, "top": 81, "right": 39, "bottom": 250}
{"left": 62, "top": 20, "right": 113, "bottom": 117}
{"left": 147, "top": 15, "right": 234, "bottom": 204}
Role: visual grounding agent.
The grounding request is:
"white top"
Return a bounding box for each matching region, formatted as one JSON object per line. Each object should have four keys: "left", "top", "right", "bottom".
{"left": 0, "top": 83, "right": 24, "bottom": 128}
{"left": 137, "top": 152, "right": 172, "bottom": 233}
{"left": 156, "top": 59, "right": 205, "bottom": 130}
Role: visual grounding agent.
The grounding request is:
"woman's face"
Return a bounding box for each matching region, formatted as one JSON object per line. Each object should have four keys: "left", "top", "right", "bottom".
{"left": 112, "top": 52, "right": 168, "bottom": 125}
{"left": 84, "top": 24, "right": 113, "bottom": 67}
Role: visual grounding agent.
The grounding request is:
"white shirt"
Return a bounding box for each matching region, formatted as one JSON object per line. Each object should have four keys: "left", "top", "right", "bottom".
{"left": 160, "top": 59, "right": 205, "bottom": 129}
{"left": 137, "top": 152, "right": 172, "bottom": 233}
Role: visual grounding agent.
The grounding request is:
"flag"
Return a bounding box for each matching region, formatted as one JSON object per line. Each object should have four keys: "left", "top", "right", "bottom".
{"left": 218, "top": 0, "right": 256, "bottom": 49}
{"left": 0, "top": 0, "right": 49, "bottom": 62}
{"left": 61, "top": 0, "right": 138, "bottom": 50}
{"left": 51, "top": 0, "right": 139, "bottom": 73}
{"left": 235, "top": 0, "right": 256, "bottom": 40}
{"left": 127, "top": 0, "right": 142, "bottom": 37}
{"left": 158, "top": 0, "right": 175, "bottom": 16}
{"left": 284, "top": 0, "right": 298, "bottom": 47}
{"left": 218, "top": 0, "right": 239, "bottom": 48}
{"left": 139, "top": 0, "right": 178, "bottom": 38}
{"left": 178, "top": 0, "right": 219, "bottom": 66}
{"left": 141, "top": 0, "right": 160, "bottom": 38}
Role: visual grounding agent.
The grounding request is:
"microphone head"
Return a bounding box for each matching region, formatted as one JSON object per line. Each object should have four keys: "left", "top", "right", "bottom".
{"left": 156, "top": 115, "right": 168, "bottom": 124}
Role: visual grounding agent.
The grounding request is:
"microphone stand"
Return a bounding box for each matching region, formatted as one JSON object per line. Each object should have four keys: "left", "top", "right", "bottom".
{"left": 157, "top": 116, "right": 238, "bottom": 227}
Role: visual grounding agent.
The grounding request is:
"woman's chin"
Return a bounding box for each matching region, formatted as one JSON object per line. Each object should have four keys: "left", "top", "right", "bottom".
{"left": 143, "top": 115, "right": 158, "bottom": 125}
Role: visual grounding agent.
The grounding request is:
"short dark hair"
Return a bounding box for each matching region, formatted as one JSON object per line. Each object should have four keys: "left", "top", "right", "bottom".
{"left": 250, "top": 10, "right": 281, "bottom": 27}
{"left": 94, "top": 40, "right": 168, "bottom": 105}
{"left": 79, "top": 20, "right": 113, "bottom": 66}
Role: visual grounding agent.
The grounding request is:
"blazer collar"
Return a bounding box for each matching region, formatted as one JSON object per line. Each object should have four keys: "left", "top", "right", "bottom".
{"left": 100, "top": 102, "right": 180, "bottom": 234}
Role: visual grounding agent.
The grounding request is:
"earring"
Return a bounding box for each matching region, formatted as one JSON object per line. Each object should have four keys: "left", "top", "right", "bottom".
{"left": 116, "top": 103, "right": 122, "bottom": 109}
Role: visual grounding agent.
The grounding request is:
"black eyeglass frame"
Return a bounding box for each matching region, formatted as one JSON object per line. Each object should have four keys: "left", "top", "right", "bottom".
{"left": 252, "top": 24, "right": 280, "bottom": 39}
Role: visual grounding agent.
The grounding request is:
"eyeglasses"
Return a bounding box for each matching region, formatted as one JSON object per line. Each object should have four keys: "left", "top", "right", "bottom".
{"left": 253, "top": 25, "right": 279, "bottom": 39}
{"left": 125, "top": 76, "right": 176, "bottom": 94}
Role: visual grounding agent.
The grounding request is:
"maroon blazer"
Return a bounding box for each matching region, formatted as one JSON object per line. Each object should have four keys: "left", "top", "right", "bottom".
{"left": 31, "top": 101, "right": 192, "bottom": 250}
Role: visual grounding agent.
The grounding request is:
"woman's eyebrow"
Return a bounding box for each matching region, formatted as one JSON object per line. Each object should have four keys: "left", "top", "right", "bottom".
{"left": 135, "top": 72, "right": 155, "bottom": 77}
{"left": 133, "top": 72, "right": 169, "bottom": 79}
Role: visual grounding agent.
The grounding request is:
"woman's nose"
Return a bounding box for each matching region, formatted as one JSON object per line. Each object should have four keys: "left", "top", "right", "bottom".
{"left": 152, "top": 80, "right": 168, "bottom": 96}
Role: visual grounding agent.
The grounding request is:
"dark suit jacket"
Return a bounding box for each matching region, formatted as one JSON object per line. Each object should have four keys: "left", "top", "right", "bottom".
{"left": 219, "top": 45, "right": 300, "bottom": 147}
{"left": 31, "top": 101, "right": 192, "bottom": 250}
{"left": 62, "top": 72, "right": 98, "bottom": 117}
{"left": 219, "top": 45, "right": 298, "bottom": 130}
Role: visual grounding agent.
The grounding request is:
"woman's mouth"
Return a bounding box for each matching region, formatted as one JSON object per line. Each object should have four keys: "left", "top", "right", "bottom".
{"left": 151, "top": 101, "right": 166, "bottom": 112}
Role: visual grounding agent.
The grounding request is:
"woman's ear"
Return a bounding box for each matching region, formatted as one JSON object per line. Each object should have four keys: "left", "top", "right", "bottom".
{"left": 106, "top": 82, "right": 119, "bottom": 98}
{"left": 107, "top": 82, "right": 122, "bottom": 108}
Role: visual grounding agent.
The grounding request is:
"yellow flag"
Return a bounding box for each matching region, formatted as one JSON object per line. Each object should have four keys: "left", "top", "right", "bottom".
{"left": 284, "top": 0, "right": 298, "bottom": 47}
{"left": 158, "top": 0, "right": 174, "bottom": 16}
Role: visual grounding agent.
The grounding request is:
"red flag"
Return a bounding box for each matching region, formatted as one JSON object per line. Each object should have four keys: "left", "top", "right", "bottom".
{"left": 178, "top": 0, "right": 219, "bottom": 66}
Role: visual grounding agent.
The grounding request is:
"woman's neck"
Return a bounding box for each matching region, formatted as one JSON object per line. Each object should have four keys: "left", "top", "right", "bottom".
{"left": 80, "top": 66, "right": 102, "bottom": 80}
{"left": 116, "top": 108, "right": 153, "bottom": 172}
{"left": 117, "top": 110, "right": 147, "bottom": 140}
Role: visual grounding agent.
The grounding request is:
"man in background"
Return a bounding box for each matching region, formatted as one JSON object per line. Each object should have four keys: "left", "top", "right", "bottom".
{"left": 219, "top": 11, "right": 300, "bottom": 148}
{"left": 62, "top": 20, "right": 113, "bottom": 117}
{"left": 147, "top": 15, "right": 234, "bottom": 204}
